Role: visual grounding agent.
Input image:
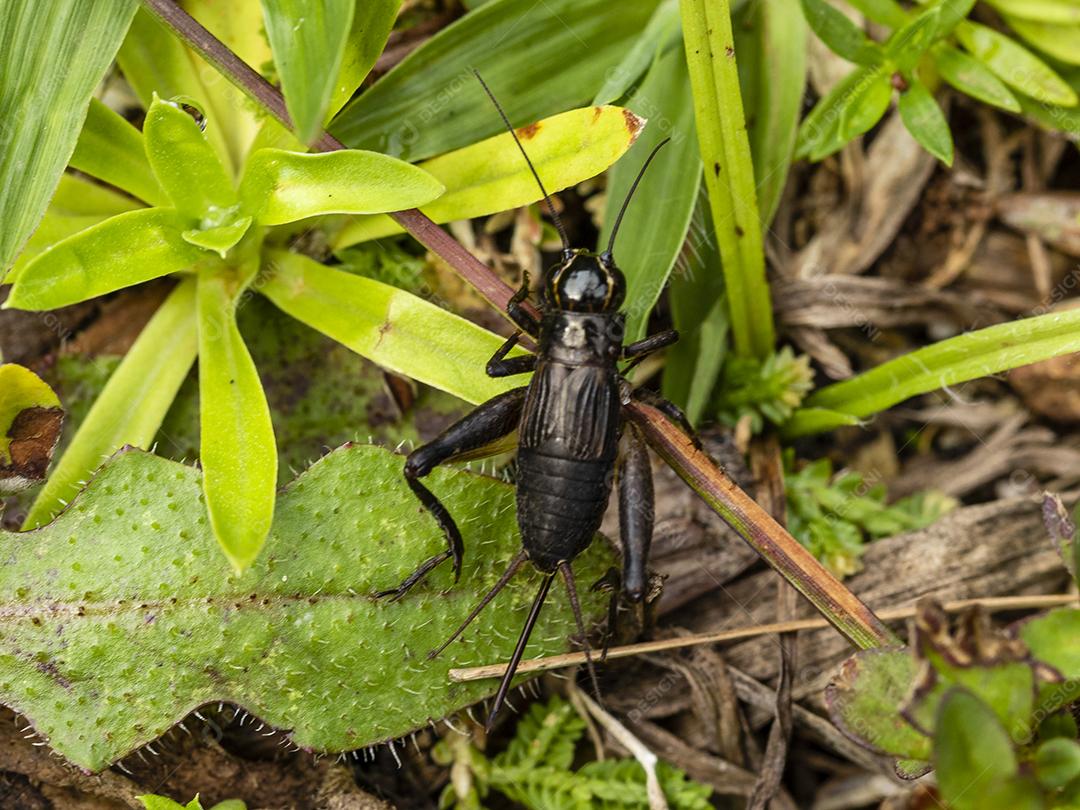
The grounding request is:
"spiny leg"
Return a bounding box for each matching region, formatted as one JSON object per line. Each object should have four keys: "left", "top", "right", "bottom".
{"left": 376, "top": 386, "right": 527, "bottom": 601}
{"left": 632, "top": 387, "right": 702, "bottom": 449}
{"left": 487, "top": 572, "right": 555, "bottom": 732}
{"left": 428, "top": 550, "right": 528, "bottom": 659}
{"left": 486, "top": 330, "right": 538, "bottom": 378}
{"left": 507, "top": 271, "right": 540, "bottom": 337}
{"left": 590, "top": 568, "right": 621, "bottom": 664}
{"left": 559, "top": 562, "right": 602, "bottom": 703}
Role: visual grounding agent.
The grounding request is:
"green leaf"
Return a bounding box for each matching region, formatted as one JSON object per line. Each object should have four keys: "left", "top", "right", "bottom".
{"left": 800, "top": 0, "right": 883, "bottom": 65}
{"left": 956, "top": 20, "right": 1078, "bottom": 107}
{"left": 596, "top": 47, "right": 700, "bottom": 342}
{"left": 1036, "top": 738, "right": 1080, "bottom": 790}
{"left": 682, "top": 0, "right": 774, "bottom": 359}
{"left": 1020, "top": 608, "right": 1080, "bottom": 679}
{"left": 840, "top": 67, "right": 893, "bottom": 142}
{"left": 144, "top": 95, "right": 238, "bottom": 223}
{"left": 5, "top": 174, "right": 142, "bottom": 285}
{"left": 259, "top": 251, "right": 520, "bottom": 405}
{"left": 927, "top": 0, "right": 974, "bottom": 41}
{"left": 240, "top": 148, "right": 444, "bottom": 226}
{"left": 197, "top": 262, "right": 277, "bottom": 571}
{"left": 0, "top": 0, "right": 139, "bottom": 273}
{"left": 898, "top": 78, "right": 954, "bottom": 164}
{"left": 786, "top": 308, "right": 1080, "bottom": 436}
{"left": 261, "top": 0, "right": 356, "bottom": 144}
{"left": 825, "top": 648, "right": 932, "bottom": 761}
{"left": 182, "top": 216, "right": 254, "bottom": 257}
{"left": 327, "top": 1, "right": 401, "bottom": 118}
{"left": 69, "top": 98, "right": 167, "bottom": 207}
{"left": 935, "top": 688, "right": 1019, "bottom": 810}
{"left": 736, "top": 0, "right": 808, "bottom": 226}
{"left": 0, "top": 445, "right": 612, "bottom": 771}
{"left": 934, "top": 44, "right": 1022, "bottom": 113}
{"left": 886, "top": 7, "right": 941, "bottom": 71}
{"left": 592, "top": 0, "right": 679, "bottom": 105}
{"left": 1004, "top": 15, "right": 1080, "bottom": 67}
{"left": 330, "top": 0, "right": 661, "bottom": 161}
{"left": 797, "top": 65, "right": 878, "bottom": 160}
{"left": 5, "top": 209, "right": 205, "bottom": 311}
{"left": 986, "top": 0, "right": 1080, "bottom": 24}
{"left": 336, "top": 105, "right": 645, "bottom": 246}
{"left": 23, "top": 279, "right": 198, "bottom": 529}
{"left": 845, "top": 0, "right": 909, "bottom": 28}
{"left": 0, "top": 364, "right": 63, "bottom": 495}
{"left": 138, "top": 797, "right": 191, "bottom": 810}
{"left": 117, "top": 9, "right": 236, "bottom": 176}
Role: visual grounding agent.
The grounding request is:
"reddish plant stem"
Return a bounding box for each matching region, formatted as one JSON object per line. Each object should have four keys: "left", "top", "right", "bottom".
{"left": 139, "top": 0, "right": 894, "bottom": 651}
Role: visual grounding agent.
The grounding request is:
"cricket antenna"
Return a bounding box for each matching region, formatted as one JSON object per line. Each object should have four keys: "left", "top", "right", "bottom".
{"left": 473, "top": 69, "right": 572, "bottom": 257}
{"left": 603, "top": 137, "right": 672, "bottom": 259}
{"left": 428, "top": 551, "right": 527, "bottom": 660}
{"left": 486, "top": 572, "right": 556, "bottom": 732}
{"left": 559, "top": 562, "right": 602, "bottom": 702}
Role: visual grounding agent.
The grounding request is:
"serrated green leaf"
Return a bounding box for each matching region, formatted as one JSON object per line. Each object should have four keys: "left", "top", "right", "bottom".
{"left": 261, "top": 0, "right": 355, "bottom": 144}
{"left": 144, "top": 93, "right": 238, "bottom": 223}
{"left": 1036, "top": 738, "right": 1080, "bottom": 790}
{"left": 886, "top": 7, "right": 941, "bottom": 72}
{"left": 1005, "top": 15, "right": 1080, "bottom": 66}
{"left": 336, "top": 105, "right": 644, "bottom": 247}
{"left": 840, "top": 67, "right": 893, "bottom": 142}
{"left": 240, "top": 148, "right": 444, "bottom": 226}
{"left": 986, "top": 0, "right": 1080, "bottom": 24}
{"left": 801, "top": 0, "right": 883, "bottom": 65}
{"left": 0, "top": 445, "right": 612, "bottom": 771}
{"left": 956, "top": 20, "right": 1078, "bottom": 106}
{"left": 935, "top": 688, "right": 1019, "bottom": 810}
{"left": 330, "top": 0, "right": 661, "bottom": 162}
{"left": 23, "top": 279, "right": 198, "bottom": 528}
{"left": 69, "top": 98, "right": 167, "bottom": 207}
{"left": 592, "top": 0, "right": 678, "bottom": 105}
{"left": 260, "top": 251, "right": 520, "bottom": 405}
{"left": 197, "top": 261, "right": 277, "bottom": 571}
{"left": 596, "top": 47, "right": 700, "bottom": 342}
{"left": 788, "top": 308, "right": 1080, "bottom": 435}
{"left": 327, "top": 1, "right": 401, "bottom": 119}
{"left": 934, "top": 44, "right": 1021, "bottom": 112}
{"left": 4, "top": 209, "right": 205, "bottom": 311}
{"left": 826, "top": 648, "right": 932, "bottom": 760}
{"left": 6, "top": 174, "right": 142, "bottom": 285}
{"left": 0, "top": 0, "right": 139, "bottom": 273}
{"left": 899, "top": 79, "right": 953, "bottom": 164}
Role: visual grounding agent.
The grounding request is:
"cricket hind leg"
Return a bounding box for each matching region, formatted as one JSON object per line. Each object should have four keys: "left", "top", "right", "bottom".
{"left": 507, "top": 271, "right": 541, "bottom": 337}
{"left": 375, "top": 386, "right": 527, "bottom": 601}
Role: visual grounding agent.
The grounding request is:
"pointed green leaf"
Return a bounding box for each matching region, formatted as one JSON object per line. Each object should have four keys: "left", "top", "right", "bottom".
{"left": 0, "top": 0, "right": 139, "bottom": 273}
{"left": 23, "top": 279, "right": 198, "bottom": 529}
{"left": 5, "top": 209, "right": 205, "bottom": 311}
{"left": 1020, "top": 608, "right": 1080, "bottom": 679}
{"left": 898, "top": 79, "right": 954, "bottom": 165}
{"left": 934, "top": 45, "right": 1021, "bottom": 113}
{"left": 327, "top": 1, "right": 401, "bottom": 119}
{"left": 592, "top": 0, "right": 679, "bottom": 105}
{"left": 335, "top": 105, "right": 644, "bottom": 246}
{"left": 240, "top": 148, "right": 444, "bottom": 226}
{"left": 986, "top": 0, "right": 1080, "bottom": 24}
{"left": 5, "top": 174, "right": 142, "bottom": 285}
{"left": 0, "top": 445, "right": 612, "bottom": 771}
{"left": 261, "top": 0, "right": 355, "bottom": 144}
{"left": 845, "top": 0, "right": 908, "bottom": 28}
{"left": 800, "top": 0, "right": 883, "bottom": 65}
{"left": 596, "top": 51, "right": 700, "bottom": 342}
{"left": 927, "top": 0, "right": 974, "bottom": 41}
{"left": 886, "top": 7, "right": 941, "bottom": 71}
{"left": 935, "top": 689, "right": 1020, "bottom": 810}
{"left": 840, "top": 67, "right": 893, "bottom": 142}
{"left": 260, "top": 251, "right": 521, "bottom": 405}
{"left": 197, "top": 263, "right": 277, "bottom": 571}
{"left": 69, "top": 98, "right": 167, "bottom": 207}
{"left": 956, "top": 20, "right": 1077, "bottom": 106}
{"left": 144, "top": 95, "right": 238, "bottom": 222}
{"left": 1004, "top": 15, "right": 1080, "bottom": 67}
{"left": 330, "top": 0, "right": 661, "bottom": 161}
{"left": 787, "top": 308, "right": 1080, "bottom": 435}
{"left": 182, "top": 216, "right": 254, "bottom": 257}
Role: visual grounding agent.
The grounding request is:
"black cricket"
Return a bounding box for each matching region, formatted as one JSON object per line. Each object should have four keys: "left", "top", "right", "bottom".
{"left": 378, "top": 74, "right": 698, "bottom": 729}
